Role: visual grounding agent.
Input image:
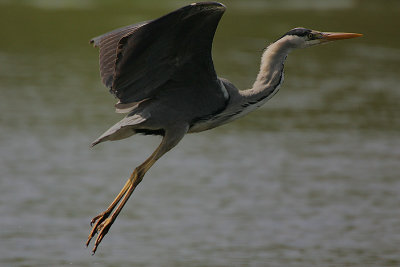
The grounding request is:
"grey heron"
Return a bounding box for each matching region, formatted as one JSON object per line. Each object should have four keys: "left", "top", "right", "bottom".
{"left": 86, "top": 2, "right": 362, "bottom": 253}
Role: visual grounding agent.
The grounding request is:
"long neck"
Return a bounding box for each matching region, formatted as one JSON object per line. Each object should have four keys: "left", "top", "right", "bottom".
{"left": 190, "top": 38, "right": 295, "bottom": 132}
{"left": 240, "top": 38, "right": 293, "bottom": 104}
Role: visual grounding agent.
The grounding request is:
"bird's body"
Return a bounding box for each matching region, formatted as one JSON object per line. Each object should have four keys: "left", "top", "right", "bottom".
{"left": 86, "top": 2, "right": 362, "bottom": 253}
{"left": 92, "top": 31, "right": 289, "bottom": 144}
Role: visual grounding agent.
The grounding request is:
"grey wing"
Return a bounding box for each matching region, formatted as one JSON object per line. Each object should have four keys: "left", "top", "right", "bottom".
{"left": 90, "top": 21, "right": 148, "bottom": 89}
{"left": 90, "top": 2, "right": 227, "bottom": 113}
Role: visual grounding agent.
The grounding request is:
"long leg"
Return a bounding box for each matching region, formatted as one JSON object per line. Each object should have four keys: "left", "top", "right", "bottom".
{"left": 86, "top": 126, "right": 187, "bottom": 254}
{"left": 85, "top": 174, "right": 132, "bottom": 247}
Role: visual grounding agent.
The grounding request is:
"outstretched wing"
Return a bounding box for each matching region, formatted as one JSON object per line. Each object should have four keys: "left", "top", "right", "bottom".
{"left": 91, "top": 2, "right": 226, "bottom": 106}
{"left": 90, "top": 22, "right": 148, "bottom": 89}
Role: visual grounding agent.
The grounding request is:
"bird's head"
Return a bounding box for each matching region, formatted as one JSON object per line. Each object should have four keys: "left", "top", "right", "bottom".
{"left": 279, "top": 27, "right": 362, "bottom": 49}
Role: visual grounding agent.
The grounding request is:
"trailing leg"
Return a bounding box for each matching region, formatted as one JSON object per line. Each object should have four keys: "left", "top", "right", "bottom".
{"left": 86, "top": 126, "right": 188, "bottom": 254}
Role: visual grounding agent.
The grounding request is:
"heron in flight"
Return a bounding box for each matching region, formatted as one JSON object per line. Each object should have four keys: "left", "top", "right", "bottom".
{"left": 86, "top": 2, "right": 362, "bottom": 253}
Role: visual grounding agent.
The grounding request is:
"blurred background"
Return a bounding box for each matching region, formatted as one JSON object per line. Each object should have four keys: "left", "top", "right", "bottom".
{"left": 0, "top": 0, "right": 399, "bottom": 266}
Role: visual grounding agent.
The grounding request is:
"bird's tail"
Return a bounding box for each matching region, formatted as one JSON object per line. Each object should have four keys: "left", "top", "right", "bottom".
{"left": 91, "top": 114, "right": 148, "bottom": 147}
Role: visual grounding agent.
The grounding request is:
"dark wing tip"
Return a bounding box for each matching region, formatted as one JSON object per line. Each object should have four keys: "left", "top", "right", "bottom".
{"left": 190, "top": 2, "right": 226, "bottom": 8}
{"left": 89, "top": 36, "right": 100, "bottom": 47}
{"left": 187, "top": 2, "right": 226, "bottom": 15}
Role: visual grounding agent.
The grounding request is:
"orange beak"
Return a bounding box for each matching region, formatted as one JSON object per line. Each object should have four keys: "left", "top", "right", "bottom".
{"left": 321, "top": 32, "right": 363, "bottom": 41}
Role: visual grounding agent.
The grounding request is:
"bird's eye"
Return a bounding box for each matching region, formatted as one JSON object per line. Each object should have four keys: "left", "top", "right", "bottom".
{"left": 307, "top": 33, "right": 314, "bottom": 39}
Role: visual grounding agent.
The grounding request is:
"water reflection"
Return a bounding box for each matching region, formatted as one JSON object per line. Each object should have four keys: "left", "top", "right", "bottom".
{"left": 0, "top": 1, "right": 399, "bottom": 266}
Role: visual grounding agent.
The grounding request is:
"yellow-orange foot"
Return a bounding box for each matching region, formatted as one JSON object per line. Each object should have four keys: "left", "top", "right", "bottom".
{"left": 86, "top": 211, "right": 112, "bottom": 253}
{"left": 91, "top": 218, "right": 114, "bottom": 254}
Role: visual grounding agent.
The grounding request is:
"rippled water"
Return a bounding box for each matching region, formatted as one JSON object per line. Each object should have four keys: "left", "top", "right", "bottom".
{"left": 1, "top": 0, "right": 399, "bottom": 266}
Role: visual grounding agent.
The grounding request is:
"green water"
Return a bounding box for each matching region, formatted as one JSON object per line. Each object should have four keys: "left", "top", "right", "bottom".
{"left": 1, "top": 0, "right": 399, "bottom": 266}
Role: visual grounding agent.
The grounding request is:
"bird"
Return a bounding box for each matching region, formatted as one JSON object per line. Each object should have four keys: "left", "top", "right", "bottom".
{"left": 85, "top": 2, "right": 362, "bottom": 254}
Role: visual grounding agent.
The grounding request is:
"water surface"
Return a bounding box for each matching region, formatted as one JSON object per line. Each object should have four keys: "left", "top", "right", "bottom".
{"left": 1, "top": 0, "right": 399, "bottom": 266}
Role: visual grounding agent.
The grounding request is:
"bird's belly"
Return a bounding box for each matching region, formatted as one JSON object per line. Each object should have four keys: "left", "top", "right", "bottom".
{"left": 188, "top": 95, "right": 277, "bottom": 134}
{"left": 188, "top": 108, "right": 245, "bottom": 133}
{"left": 188, "top": 119, "right": 218, "bottom": 133}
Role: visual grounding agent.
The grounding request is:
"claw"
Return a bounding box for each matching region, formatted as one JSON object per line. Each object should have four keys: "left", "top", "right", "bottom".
{"left": 86, "top": 211, "right": 111, "bottom": 247}
{"left": 86, "top": 228, "right": 96, "bottom": 247}
{"left": 90, "top": 214, "right": 103, "bottom": 227}
{"left": 91, "top": 218, "right": 113, "bottom": 254}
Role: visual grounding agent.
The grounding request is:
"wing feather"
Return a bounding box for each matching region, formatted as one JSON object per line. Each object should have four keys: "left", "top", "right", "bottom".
{"left": 90, "top": 2, "right": 226, "bottom": 106}
{"left": 90, "top": 22, "right": 148, "bottom": 88}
